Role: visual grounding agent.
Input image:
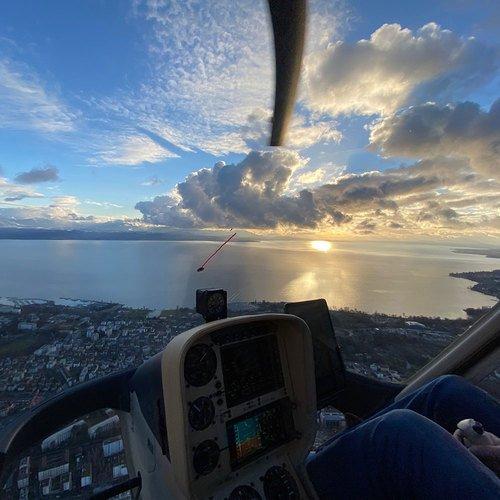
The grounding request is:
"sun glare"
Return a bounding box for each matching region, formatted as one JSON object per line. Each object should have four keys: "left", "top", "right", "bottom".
{"left": 310, "top": 240, "right": 332, "bottom": 252}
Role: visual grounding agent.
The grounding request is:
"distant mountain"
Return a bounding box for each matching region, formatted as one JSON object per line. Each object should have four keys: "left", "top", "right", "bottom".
{"left": 0, "top": 227, "right": 259, "bottom": 242}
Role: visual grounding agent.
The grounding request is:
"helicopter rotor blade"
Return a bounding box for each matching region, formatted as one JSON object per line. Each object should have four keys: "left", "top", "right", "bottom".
{"left": 267, "top": 0, "right": 307, "bottom": 146}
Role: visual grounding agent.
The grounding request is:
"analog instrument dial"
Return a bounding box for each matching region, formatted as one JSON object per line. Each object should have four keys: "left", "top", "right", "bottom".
{"left": 207, "top": 292, "right": 226, "bottom": 316}
{"left": 188, "top": 396, "right": 215, "bottom": 431}
{"left": 263, "top": 466, "right": 299, "bottom": 499}
{"left": 184, "top": 343, "right": 217, "bottom": 387}
{"left": 229, "top": 485, "right": 262, "bottom": 499}
{"left": 193, "top": 439, "right": 220, "bottom": 476}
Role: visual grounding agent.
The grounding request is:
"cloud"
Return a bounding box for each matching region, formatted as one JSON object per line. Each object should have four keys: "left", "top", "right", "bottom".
{"left": 83, "top": 200, "right": 123, "bottom": 208}
{"left": 141, "top": 176, "right": 165, "bottom": 186}
{"left": 0, "top": 59, "right": 75, "bottom": 133}
{"left": 135, "top": 149, "right": 498, "bottom": 235}
{"left": 50, "top": 195, "right": 79, "bottom": 207}
{"left": 295, "top": 168, "right": 328, "bottom": 186}
{"left": 0, "top": 177, "right": 44, "bottom": 202}
{"left": 97, "top": 134, "right": 178, "bottom": 166}
{"left": 14, "top": 165, "right": 60, "bottom": 184}
{"left": 87, "top": 0, "right": 348, "bottom": 155}
{"left": 304, "top": 22, "right": 499, "bottom": 116}
{"left": 242, "top": 109, "right": 342, "bottom": 151}
{"left": 0, "top": 205, "right": 94, "bottom": 229}
{"left": 3, "top": 191, "right": 44, "bottom": 202}
{"left": 135, "top": 150, "right": 328, "bottom": 229}
{"left": 369, "top": 100, "right": 500, "bottom": 178}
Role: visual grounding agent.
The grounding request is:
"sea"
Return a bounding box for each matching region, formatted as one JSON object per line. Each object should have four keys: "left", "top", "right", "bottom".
{"left": 0, "top": 239, "right": 497, "bottom": 318}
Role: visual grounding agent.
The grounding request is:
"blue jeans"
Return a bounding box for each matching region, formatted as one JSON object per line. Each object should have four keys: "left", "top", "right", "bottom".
{"left": 306, "top": 375, "right": 500, "bottom": 499}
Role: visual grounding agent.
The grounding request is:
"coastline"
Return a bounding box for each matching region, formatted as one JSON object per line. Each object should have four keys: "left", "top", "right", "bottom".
{"left": 450, "top": 248, "right": 499, "bottom": 300}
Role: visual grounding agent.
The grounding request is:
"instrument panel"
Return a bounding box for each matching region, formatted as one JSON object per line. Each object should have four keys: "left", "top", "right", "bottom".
{"left": 159, "top": 314, "right": 317, "bottom": 499}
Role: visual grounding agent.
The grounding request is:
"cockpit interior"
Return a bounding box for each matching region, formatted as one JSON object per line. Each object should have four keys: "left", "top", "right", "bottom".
{"left": 0, "top": 0, "right": 498, "bottom": 498}
{"left": 1, "top": 290, "right": 498, "bottom": 499}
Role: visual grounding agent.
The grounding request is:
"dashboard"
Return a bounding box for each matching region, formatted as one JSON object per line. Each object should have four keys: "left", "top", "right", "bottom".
{"left": 137, "top": 314, "right": 318, "bottom": 499}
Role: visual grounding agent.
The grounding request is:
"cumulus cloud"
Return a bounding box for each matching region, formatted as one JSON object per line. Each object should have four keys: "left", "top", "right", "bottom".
{"left": 15, "top": 165, "right": 60, "bottom": 184}
{"left": 304, "top": 22, "right": 498, "bottom": 116}
{"left": 135, "top": 150, "right": 326, "bottom": 228}
{"left": 135, "top": 149, "right": 497, "bottom": 235}
{"left": 369, "top": 100, "right": 500, "bottom": 178}
{"left": 0, "top": 205, "right": 94, "bottom": 229}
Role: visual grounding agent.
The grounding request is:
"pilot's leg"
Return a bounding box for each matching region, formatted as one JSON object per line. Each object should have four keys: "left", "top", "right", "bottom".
{"left": 371, "top": 375, "right": 500, "bottom": 434}
{"left": 306, "top": 409, "right": 500, "bottom": 499}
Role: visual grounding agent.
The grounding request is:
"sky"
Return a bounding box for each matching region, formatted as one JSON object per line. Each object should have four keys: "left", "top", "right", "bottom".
{"left": 0, "top": 0, "right": 499, "bottom": 241}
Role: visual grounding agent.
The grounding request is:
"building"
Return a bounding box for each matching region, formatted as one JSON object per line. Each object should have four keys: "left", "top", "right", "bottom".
{"left": 18, "top": 322, "right": 37, "bottom": 332}
{"left": 88, "top": 414, "right": 120, "bottom": 439}
{"left": 102, "top": 436, "right": 124, "bottom": 457}
{"left": 41, "top": 420, "right": 87, "bottom": 451}
{"left": 17, "top": 456, "right": 30, "bottom": 490}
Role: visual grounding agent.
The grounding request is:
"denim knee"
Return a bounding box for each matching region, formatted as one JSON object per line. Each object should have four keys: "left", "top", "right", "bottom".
{"left": 429, "top": 374, "right": 470, "bottom": 399}
{"left": 373, "top": 408, "right": 445, "bottom": 444}
{"left": 378, "top": 408, "right": 427, "bottom": 431}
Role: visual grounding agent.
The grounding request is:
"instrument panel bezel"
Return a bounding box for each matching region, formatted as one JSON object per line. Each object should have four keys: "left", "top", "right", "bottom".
{"left": 161, "top": 314, "right": 317, "bottom": 499}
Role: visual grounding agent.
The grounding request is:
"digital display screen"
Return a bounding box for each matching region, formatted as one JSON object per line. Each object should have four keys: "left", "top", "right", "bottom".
{"left": 285, "top": 299, "right": 345, "bottom": 405}
{"left": 226, "top": 399, "right": 295, "bottom": 469}
{"left": 221, "top": 335, "right": 284, "bottom": 408}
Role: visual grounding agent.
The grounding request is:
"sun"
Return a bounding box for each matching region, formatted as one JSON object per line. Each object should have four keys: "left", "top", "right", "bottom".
{"left": 310, "top": 240, "right": 332, "bottom": 252}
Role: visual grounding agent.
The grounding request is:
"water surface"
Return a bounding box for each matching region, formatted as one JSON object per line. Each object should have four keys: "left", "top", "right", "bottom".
{"left": 0, "top": 240, "right": 497, "bottom": 318}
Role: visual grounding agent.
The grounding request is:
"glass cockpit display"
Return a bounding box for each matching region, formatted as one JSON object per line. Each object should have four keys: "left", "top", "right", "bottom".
{"left": 285, "top": 299, "right": 346, "bottom": 405}
{"left": 226, "top": 399, "right": 295, "bottom": 469}
{"left": 220, "top": 334, "right": 284, "bottom": 407}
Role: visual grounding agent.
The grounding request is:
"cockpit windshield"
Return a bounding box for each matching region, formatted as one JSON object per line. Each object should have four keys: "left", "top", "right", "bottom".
{"left": 0, "top": 0, "right": 498, "bottom": 498}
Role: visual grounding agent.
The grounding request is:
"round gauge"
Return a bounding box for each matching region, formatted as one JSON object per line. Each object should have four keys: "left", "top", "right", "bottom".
{"left": 262, "top": 466, "right": 299, "bottom": 500}
{"left": 184, "top": 344, "right": 217, "bottom": 387}
{"left": 207, "top": 292, "right": 226, "bottom": 315}
{"left": 229, "top": 485, "right": 262, "bottom": 500}
{"left": 188, "top": 396, "right": 215, "bottom": 431}
{"left": 193, "top": 439, "right": 220, "bottom": 476}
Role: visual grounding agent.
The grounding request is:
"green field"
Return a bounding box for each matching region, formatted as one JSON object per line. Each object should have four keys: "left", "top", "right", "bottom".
{"left": 0, "top": 334, "right": 52, "bottom": 358}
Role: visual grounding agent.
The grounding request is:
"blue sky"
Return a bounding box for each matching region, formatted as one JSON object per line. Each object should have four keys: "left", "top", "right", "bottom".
{"left": 0, "top": 0, "right": 498, "bottom": 239}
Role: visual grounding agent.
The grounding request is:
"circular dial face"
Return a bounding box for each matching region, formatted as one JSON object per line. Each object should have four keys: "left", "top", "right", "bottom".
{"left": 184, "top": 343, "right": 217, "bottom": 387}
{"left": 188, "top": 396, "right": 215, "bottom": 431}
{"left": 263, "top": 466, "right": 299, "bottom": 500}
{"left": 207, "top": 292, "right": 225, "bottom": 315}
{"left": 229, "top": 485, "right": 262, "bottom": 500}
{"left": 193, "top": 439, "right": 220, "bottom": 476}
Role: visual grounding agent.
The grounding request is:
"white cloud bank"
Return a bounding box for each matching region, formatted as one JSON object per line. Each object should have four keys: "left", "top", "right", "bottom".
{"left": 304, "top": 22, "right": 499, "bottom": 116}
{"left": 135, "top": 149, "right": 499, "bottom": 236}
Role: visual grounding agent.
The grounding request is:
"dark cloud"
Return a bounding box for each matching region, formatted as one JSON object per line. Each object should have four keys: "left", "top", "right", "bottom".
{"left": 135, "top": 151, "right": 334, "bottom": 229}
{"left": 370, "top": 100, "right": 500, "bottom": 178}
{"left": 135, "top": 150, "right": 487, "bottom": 232}
{"left": 356, "top": 219, "right": 377, "bottom": 232}
{"left": 135, "top": 195, "right": 197, "bottom": 228}
{"left": 15, "top": 165, "right": 60, "bottom": 184}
